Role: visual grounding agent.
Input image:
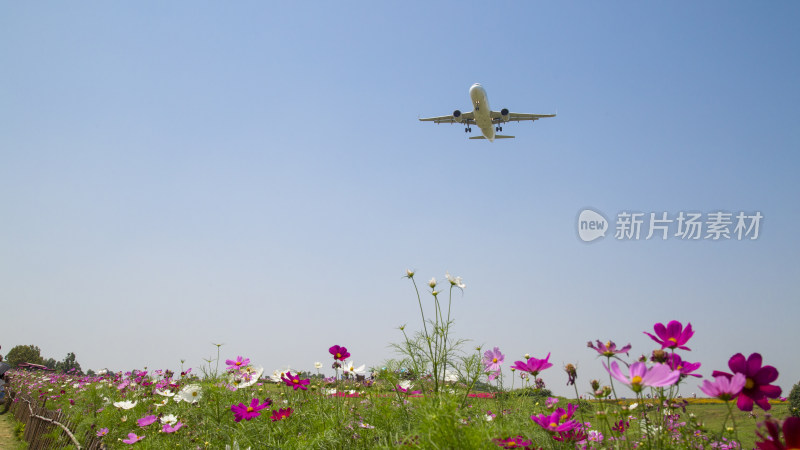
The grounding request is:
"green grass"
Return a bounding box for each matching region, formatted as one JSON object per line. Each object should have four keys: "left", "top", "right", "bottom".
{"left": 685, "top": 402, "right": 789, "bottom": 449}
{"left": 0, "top": 413, "right": 28, "bottom": 450}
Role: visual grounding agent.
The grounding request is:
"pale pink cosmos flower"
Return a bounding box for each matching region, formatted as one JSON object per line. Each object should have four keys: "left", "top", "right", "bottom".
{"left": 699, "top": 373, "right": 746, "bottom": 401}
{"left": 603, "top": 361, "right": 680, "bottom": 393}
{"left": 483, "top": 347, "right": 505, "bottom": 373}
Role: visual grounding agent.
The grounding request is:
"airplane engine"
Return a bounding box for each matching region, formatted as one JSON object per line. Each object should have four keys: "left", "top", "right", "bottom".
{"left": 453, "top": 110, "right": 462, "bottom": 123}
{"left": 501, "top": 108, "right": 510, "bottom": 122}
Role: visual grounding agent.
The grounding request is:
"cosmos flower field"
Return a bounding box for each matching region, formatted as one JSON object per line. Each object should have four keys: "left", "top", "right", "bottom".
{"left": 6, "top": 272, "right": 796, "bottom": 449}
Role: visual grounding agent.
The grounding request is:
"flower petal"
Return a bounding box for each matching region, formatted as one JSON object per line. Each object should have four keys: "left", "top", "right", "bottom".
{"left": 727, "top": 353, "right": 747, "bottom": 374}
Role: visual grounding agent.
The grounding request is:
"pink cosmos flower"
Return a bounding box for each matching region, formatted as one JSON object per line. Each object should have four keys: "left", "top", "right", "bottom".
{"left": 225, "top": 356, "right": 250, "bottom": 371}
{"left": 603, "top": 361, "right": 680, "bottom": 393}
{"left": 712, "top": 352, "right": 782, "bottom": 411}
{"left": 121, "top": 433, "right": 144, "bottom": 444}
{"left": 511, "top": 353, "right": 553, "bottom": 376}
{"left": 96, "top": 427, "right": 108, "bottom": 437}
{"left": 531, "top": 404, "right": 580, "bottom": 433}
{"left": 231, "top": 398, "right": 271, "bottom": 422}
{"left": 162, "top": 421, "right": 184, "bottom": 433}
{"left": 483, "top": 347, "right": 505, "bottom": 372}
{"left": 137, "top": 415, "right": 157, "bottom": 427}
{"left": 588, "top": 340, "right": 632, "bottom": 357}
{"left": 281, "top": 371, "right": 310, "bottom": 390}
{"left": 644, "top": 320, "right": 694, "bottom": 350}
{"left": 329, "top": 345, "right": 350, "bottom": 361}
{"left": 699, "top": 373, "right": 746, "bottom": 401}
{"left": 667, "top": 353, "right": 702, "bottom": 378}
{"left": 493, "top": 436, "right": 534, "bottom": 448}
{"left": 271, "top": 407, "right": 293, "bottom": 422}
{"left": 545, "top": 397, "right": 559, "bottom": 410}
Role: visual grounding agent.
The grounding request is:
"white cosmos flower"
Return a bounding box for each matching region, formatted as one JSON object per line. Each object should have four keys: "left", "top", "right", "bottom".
{"left": 154, "top": 398, "right": 169, "bottom": 409}
{"left": 324, "top": 388, "right": 337, "bottom": 395}
{"left": 113, "top": 400, "right": 137, "bottom": 410}
{"left": 342, "top": 361, "right": 366, "bottom": 376}
{"left": 160, "top": 414, "right": 178, "bottom": 426}
{"left": 445, "top": 272, "right": 466, "bottom": 289}
{"left": 314, "top": 362, "right": 323, "bottom": 370}
{"left": 398, "top": 380, "right": 412, "bottom": 391}
{"left": 154, "top": 389, "right": 174, "bottom": 397}
{"left": 269, "top": 367, "right": 291, "bottom": 383}
{"left": 176, "top": 384, "right": 202, "bottom": 404}
{"left": 230, "top": 366, "right": 264, "bottom": 389}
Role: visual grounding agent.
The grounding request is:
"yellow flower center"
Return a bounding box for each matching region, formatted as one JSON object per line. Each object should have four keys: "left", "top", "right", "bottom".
{"left": 292, "top": 379, "right": 299, "bottom": 384}
{"left": 236, "top": 361, "right": 242, "bottom": 366}
{"left": 492, "top": 358, "right": 498, "bottom": 364}
{"left": 246, "top": 406, "right": 253, "bottom": 412}
{"left": 507, "top": 442, "right": 518, "bottom": 448}
{"left": 192, "top": 391, "right": 198, "bottom": 397}
{"left": 548, "top": 422, "right": 557, "bottom": 428}
{"left": 560, "top": 413, "right": 568, "bottom": 423}
{"left": 745, "top": 378, "right": 755, "bottom": 390}
{"left": 631, "top": 375, "right": 643, "bottom": 385}
{"left": 336, "top": 353, "right": 342, "bottom": 359}
{"left": 668, "top": 337, "right": 678, "bottom": 345}
{"left": 605, "top": 341, "right": 612, "bottom": 349}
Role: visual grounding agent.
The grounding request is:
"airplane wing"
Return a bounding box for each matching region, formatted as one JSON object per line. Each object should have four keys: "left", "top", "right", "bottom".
{"left": 490, "top": 111, "right": 556, "bottom": 123}
{"left": 418, "top": 111, "right": 476, "bottom": 125}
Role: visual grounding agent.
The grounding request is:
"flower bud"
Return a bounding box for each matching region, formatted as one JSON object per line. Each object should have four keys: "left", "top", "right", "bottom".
{"left": 651, "top": 349, "right": 668, "bottom": 363}
{"left": 406, "top": 269, "right": 415, "bottom": 278}
{"left": 428, "top": 278, "right": 437, "bottom": 288}
{"left": 524, "top": 354, "right": 531, "bottom": 360}
{"left": 590, "top": 379, "right": 600, "bottom": 391}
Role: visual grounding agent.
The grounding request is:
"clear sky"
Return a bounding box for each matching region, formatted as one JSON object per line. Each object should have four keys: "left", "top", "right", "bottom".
{"left": 1, "top": 2, "right": 798, "bottom": 397}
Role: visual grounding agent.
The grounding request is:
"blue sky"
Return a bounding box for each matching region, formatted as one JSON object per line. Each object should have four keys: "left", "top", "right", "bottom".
{"left": 1, "top": 2, "right": 798, "bottom": 397}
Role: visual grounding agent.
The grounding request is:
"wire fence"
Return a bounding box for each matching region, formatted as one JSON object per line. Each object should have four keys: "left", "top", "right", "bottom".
{"left": 7, "top": 389, "right": 105, "bottom": 450}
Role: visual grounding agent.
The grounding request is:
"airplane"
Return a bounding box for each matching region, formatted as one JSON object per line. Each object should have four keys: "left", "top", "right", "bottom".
{"left": 419, "top": 83, "right": 556, "bottom": 141}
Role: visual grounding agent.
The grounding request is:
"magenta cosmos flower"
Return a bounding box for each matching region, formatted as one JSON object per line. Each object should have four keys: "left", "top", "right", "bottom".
{"left": 271, "top": 407, "right": 293, "bottom": 422}
{"left": 644, "top": 320, "right": 694, "bottom": 350}
{"left": 121, "top": 433, "right": 144, "bottom": 444}
{"left": 329, "top": 345, "right": 350, "bottom": 361}
{"left": 699, "top": 373, "right": 746, "bottom": 401}
{"left": 136, "top": 415, "right": 157, "bottom": 427}
{"left": 511, "top": 353, "right": 553, "bottom": 376}
{"left": 231, "top": 398, "right": 271, "bottom": 422}
{"left": 226, "top": 356, "right": 250, "bottom": 371}
{"left": 493, "top": 436, "right": 534, "bottom": 449}
{"left": 531, "top": 404, "right": 580, "bottom": 433}
{"left": 712, "top": 352, "right": 782, "bottom": 411}
{"left": 281, "top": 371, "right": 310, "bottom": 390}
{"left": 666, "top": 353, "right": 702, "bottom": 378}
{"left": 162, "top": 422, "right": 184, "bottom": 433}
{"left": 603, "top": 361, "right": 680, "bottom": 393}
{"left": 588, "top": 340, "right": 632, "bottom": 357}
{"left": 756, "top": 417, "right": 800, "bottom": 450}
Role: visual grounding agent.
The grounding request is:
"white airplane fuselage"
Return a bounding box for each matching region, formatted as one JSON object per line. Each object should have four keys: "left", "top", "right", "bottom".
{"left": 469, "top": 83, "right": 496, "bottom": 141}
